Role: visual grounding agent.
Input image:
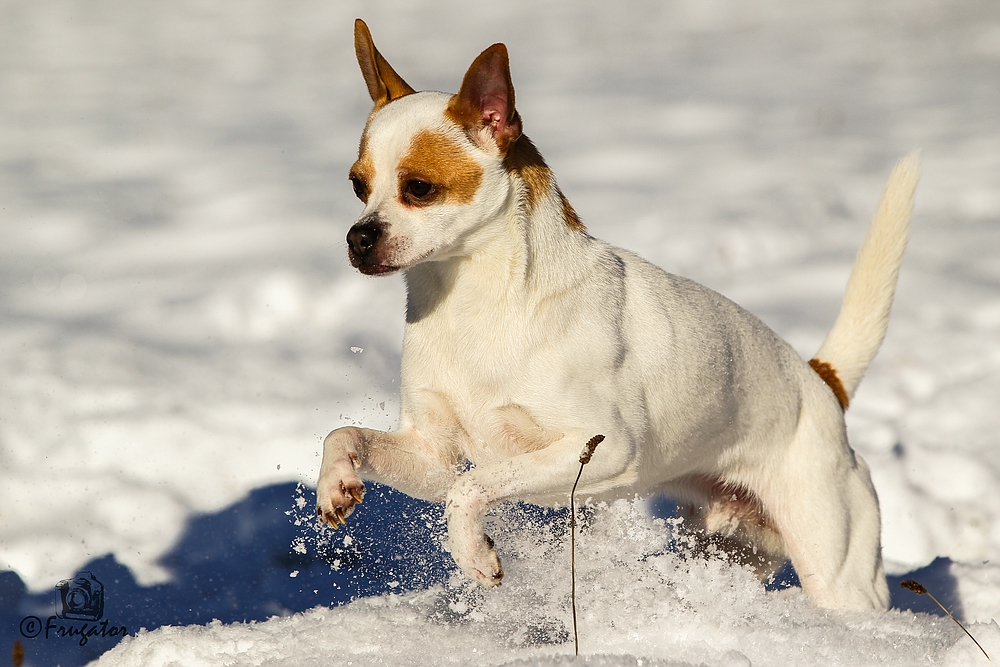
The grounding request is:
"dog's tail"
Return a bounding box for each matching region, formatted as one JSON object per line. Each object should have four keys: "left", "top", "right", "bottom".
{"left": 811, "top": 152, "right": 920, "bottom": 409}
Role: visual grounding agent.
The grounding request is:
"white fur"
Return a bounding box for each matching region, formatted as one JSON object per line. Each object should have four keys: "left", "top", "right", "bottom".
{"left": 816, "top": 151, "right": 920, "bottom": 400}
{"left": 318, "top": 87, "right": 919, "bottom": 611}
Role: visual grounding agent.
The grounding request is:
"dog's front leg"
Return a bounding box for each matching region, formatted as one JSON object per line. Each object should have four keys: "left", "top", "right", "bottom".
{"left": 445, "top": 430, "right": 634, "bottom": 587}
{"left": 317, "top": 425, "right": 461, "bottom": 527}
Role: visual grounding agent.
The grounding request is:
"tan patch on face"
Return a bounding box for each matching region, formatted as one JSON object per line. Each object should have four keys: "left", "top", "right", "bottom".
{"left": 397, "top": 129, "right": 484, "bottom": 206}
{"left": 357, "top": 111, "right": 374, "bottom": 157}
{"left": 348, "top": 152, "right": 375, "bottom": 203}
{"left": 809, "top": 358, "right": 849, "bottom": 410}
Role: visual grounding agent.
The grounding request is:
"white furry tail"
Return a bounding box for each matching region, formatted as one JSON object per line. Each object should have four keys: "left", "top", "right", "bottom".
{"left": 813, "top": 152, "right": 921, "bottom": 408}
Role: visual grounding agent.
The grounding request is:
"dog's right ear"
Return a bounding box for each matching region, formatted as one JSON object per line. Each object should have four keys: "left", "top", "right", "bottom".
{"left": 354, "top": 19, "right": 415, "bottom": 108}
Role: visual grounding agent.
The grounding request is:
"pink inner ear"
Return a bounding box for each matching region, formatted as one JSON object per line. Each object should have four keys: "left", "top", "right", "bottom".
{"left": 480, "top": 95, "right": 507, "bottom": 131}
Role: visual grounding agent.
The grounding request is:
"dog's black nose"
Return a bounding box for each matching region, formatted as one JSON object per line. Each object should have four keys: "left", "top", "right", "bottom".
{"left": 347, "top": 222, "right": 382, "bottom": 257}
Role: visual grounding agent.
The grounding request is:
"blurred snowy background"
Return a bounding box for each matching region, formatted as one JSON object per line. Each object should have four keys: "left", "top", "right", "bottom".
{"left": 1, "top": 0, "right": 999, "bottom": 664}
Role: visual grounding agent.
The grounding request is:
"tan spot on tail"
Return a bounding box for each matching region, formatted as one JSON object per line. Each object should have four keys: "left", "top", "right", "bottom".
{"left": 397, "top": 129, "right": 483, "bottom": 205}
{"left": 809, "top": 358, "right": 849, "bottom": 410}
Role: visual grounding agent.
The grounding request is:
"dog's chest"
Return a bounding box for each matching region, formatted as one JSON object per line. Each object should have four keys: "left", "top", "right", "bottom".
{"left": 403, "top": 293, "right": 538, "bottom": 397}
{"left": 399, "top": 272, "right": 599, "bottom": 455}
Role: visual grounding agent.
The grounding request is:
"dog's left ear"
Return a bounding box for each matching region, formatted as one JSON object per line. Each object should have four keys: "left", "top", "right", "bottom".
{"left": 447, "top": 44, "right": 522, "bottom": 153}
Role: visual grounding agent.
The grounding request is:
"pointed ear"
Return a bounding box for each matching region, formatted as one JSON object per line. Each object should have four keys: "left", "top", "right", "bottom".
{"left": 355, "top": 19, "right": 415, "bottom": 108}
{"left": 446, "top": 44, "right": 523, "bottom": 153}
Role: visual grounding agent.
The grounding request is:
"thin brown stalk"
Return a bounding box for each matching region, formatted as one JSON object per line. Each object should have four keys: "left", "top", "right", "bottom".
{"left": 899, "top": 579, "right": 990, "bottom": 661}
{"left": 571, "top": 434, "right": 605, "bottom": 656}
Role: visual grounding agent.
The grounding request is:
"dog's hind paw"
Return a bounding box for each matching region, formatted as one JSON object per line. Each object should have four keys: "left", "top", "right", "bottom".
{"left": 452, "top": 533, "right": 504, "bottom": 587}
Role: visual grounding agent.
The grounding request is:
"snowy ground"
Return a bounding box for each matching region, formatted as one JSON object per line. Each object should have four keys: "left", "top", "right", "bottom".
{"left": 1, "top": 0, "right": 1000, "bottom": 664}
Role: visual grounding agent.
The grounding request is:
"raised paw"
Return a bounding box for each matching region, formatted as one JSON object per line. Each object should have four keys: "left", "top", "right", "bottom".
{"left": 316, "top": 454, "right": 365, "bottom": 530}
{"left": 451, "top": 532, "right": 504, "bottom": 587}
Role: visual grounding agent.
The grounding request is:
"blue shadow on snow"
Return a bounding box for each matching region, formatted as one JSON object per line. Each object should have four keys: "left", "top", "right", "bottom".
{"left": 0, "top": 481, "right": 450, "bottom": 667}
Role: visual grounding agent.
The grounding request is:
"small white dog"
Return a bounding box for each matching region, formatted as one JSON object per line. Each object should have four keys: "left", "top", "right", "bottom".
{"left": 317, "top": 19, "right": 919, "bottom": 611}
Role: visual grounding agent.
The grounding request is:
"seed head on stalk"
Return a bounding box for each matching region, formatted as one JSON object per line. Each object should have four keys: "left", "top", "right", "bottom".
{"left": 899, "top": 579, "right": 989, "bottom": 661}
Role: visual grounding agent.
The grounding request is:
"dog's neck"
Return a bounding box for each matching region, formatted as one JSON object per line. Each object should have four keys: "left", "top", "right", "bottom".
{"left": 404, "top": 135, "right": 590, "bottom": 324}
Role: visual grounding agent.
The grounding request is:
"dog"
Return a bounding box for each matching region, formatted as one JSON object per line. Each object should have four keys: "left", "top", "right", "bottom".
{"left": 317, "top": 18, "right": 919, "bottom": 611}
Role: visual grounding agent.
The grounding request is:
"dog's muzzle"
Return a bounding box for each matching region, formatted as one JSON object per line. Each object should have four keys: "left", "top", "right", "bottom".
{"left": 347, "top": 217, "right": 382, "bottom": 260}
{"left": 347, "top": 213, "right": 397, "bottom": 274}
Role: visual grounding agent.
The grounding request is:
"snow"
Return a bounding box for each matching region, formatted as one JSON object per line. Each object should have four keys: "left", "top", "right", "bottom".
{"left": 92, "top": 501, "right": 1000, "bottom": 667}
{"left": 0, "top": 0, "right": 999, "bottom": 664}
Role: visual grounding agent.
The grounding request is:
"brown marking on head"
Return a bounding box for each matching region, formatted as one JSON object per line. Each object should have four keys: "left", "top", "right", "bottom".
{"left": 348, "top": 152, "right": 375, "bottom": 204}
{"left": 355, "top": 19, "right": 414, "bottom": 110}
{"left": 446, "top": 43, "right": 522, "bottom": 153}
{"left": 397, "top": 129, "right": 484, "bottom": 206}
{"left": 809, "top": 358, "right": 849, "bottom": 410}
{"left": 351, "top": 107, "right": 382, "bottom": 201}
{"left": 357, "top": 110, "right": 375, "bottom": 157}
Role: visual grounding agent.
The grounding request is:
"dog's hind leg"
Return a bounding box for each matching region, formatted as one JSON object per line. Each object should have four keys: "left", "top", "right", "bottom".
{"left": 758, "top": 399, "right": 889, "bottom": 611}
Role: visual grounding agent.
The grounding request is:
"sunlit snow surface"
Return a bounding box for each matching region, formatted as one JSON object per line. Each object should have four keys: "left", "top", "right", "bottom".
{"left": 1, "top": 0, "right": 1000, "bottom": 664}
{"left": 96, "top": 501, "right": 1000, "bottom": 667}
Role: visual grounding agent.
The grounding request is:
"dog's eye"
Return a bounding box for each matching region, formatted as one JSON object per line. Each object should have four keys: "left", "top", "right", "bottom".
{"left": 349, "top": 176, "right": 368, "bottom": 202}
{"left": 405, "top": 179, "right": 433, "bottom": 199}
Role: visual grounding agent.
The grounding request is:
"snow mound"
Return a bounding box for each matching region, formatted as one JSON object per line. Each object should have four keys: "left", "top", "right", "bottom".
{"left": 92, "top": 500, "right": 993, "bottom": 667}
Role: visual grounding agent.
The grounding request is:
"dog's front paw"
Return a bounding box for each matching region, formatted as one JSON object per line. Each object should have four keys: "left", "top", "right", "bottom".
{"left": 451, "top": 532, "right": 504, "bottom": 587}
{"left": 316, "top": 460, "right": 365, "bottom": 528}
{"left": 316, "top": 428, "right": 366, "bottom": 529}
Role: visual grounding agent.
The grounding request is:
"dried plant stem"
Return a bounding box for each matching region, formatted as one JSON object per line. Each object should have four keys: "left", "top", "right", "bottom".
{"left": 900, "top": 579, "right": 990, "bottom": 661}
{"left": 571, "top": 434, "right": 605, "bottom": 657}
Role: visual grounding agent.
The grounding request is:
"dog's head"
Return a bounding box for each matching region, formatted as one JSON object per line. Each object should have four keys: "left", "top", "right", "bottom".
{"left": 345, "top": 20, "right": 534, "bottom": 275}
